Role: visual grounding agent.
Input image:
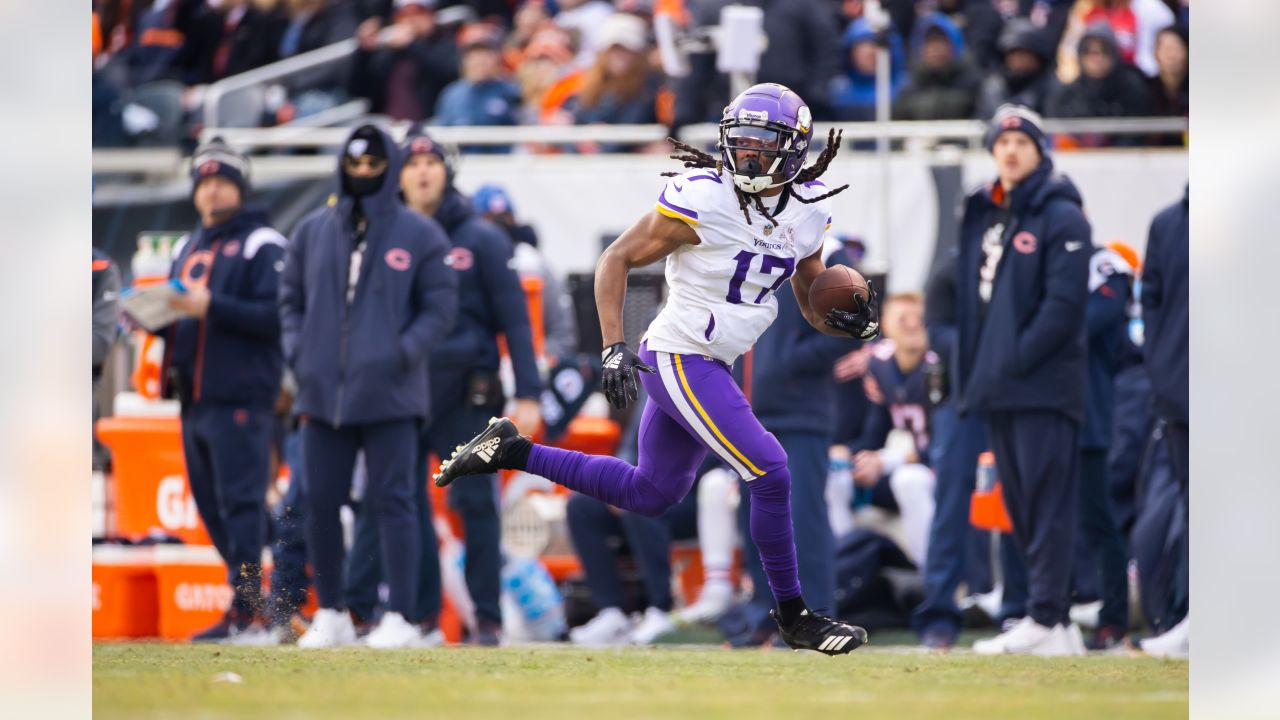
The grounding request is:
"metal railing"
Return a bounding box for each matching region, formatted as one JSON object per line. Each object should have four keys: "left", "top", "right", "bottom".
{"left": 203, "top": 38, "right": 358, "bottom": 131}
{"left": 95, "top": 117, "right": 1188, "bottom": 179}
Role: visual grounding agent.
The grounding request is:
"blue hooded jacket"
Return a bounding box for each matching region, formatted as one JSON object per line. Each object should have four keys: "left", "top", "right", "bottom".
{"left": 427, "top": 187, "right": 541, "bottom": 407}
{"left": 1141, "top": 189, "right": 1188, "bottom": 425}
{"left": 162, "top": 206, "right": 285, "bottom": 408}
{"left": 830, "top": 18, "right": 906, "bottom": 117}
{"left": 954, "top": 157, "right": 1092, "bottom": 423}
{"left": 280, "top": 124, "right": 459, "bottom": 426}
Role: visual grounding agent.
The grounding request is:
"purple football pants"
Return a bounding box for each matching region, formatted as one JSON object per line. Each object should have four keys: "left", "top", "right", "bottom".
{"left": 527, "top": 343, "right": 801, "bottom": 603}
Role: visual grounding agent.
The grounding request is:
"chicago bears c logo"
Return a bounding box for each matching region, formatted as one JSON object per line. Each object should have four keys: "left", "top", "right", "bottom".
{"left": 385, "top": 248, "right": 412, "bottom": 271}
{"left": 180, "top": 249, "right": 215, "bottom": 287}
{"left": 445, "top": 247, "right": 474, "bottom": 271}
{"left": 1013, "top": 231, "right": 1038, "bottom": 254}
{"left": 199, "top": 160, "right": 221, "bottom": 176}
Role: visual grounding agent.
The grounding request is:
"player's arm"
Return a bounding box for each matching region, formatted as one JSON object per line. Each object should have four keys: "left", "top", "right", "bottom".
{"left": 594, "top": 209, "right": 698, "bottom": 408}
{"left": 595, "top": 209, "right": 698, "bottom": 347}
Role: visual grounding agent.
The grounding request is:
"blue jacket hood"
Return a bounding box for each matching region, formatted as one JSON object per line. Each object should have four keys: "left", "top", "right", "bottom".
{"left": 333, "top": 123, "right": 403, "bottom": 217}
{"left": 833, "top": 19, "right": 906, "bottom": 107}
{"left": 911, "top": 12, "right": 965, "bottom": 61}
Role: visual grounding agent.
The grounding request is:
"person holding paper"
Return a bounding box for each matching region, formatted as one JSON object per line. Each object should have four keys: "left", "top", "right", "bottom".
{"left": 157, "top": 137, "right": 287, "bottom": 643}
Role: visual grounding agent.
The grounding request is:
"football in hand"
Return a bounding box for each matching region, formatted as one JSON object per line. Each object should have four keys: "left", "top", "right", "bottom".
{"left": 808, "top": 265, "right": 870, "bottom": 317}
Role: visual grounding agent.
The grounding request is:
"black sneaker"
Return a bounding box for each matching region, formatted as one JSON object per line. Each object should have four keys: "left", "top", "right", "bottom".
{"left": 433, "top": 417, "right": 519, "bottom": 488}
{"left": 771, "top": 609, "right": 868, "bottom": 656}
{"left": 191, "top": 610, "right": 251, "bottom": 643}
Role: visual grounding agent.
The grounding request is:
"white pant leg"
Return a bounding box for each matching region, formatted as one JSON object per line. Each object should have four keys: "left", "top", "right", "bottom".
{"left": 696, "top": 467, "right": 739, "bottom": 578}
{"left": 888, "top": 464, "right": 937, "bottom": 567}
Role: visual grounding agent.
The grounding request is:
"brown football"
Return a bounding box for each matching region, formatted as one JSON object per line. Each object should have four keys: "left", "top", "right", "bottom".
{"left": 808, "top": 265, "right": 870, "bottom": 317}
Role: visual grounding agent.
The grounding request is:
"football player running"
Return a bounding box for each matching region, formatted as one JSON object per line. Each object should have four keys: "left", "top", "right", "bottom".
{"left": 436, "top": 84, "right": 879, "bottom": 655}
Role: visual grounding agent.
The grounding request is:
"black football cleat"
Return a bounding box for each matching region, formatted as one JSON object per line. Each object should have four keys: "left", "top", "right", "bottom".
{"left": 433, "top": 417, "right": 519, "bottom": 488}
{"left": 771, "top": 608, "right": 868, "bottom": 656}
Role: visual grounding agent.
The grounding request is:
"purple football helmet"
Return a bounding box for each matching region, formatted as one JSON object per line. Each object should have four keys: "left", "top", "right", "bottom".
{"left": 719, "top": 83, "right": 813, "bottom": 193}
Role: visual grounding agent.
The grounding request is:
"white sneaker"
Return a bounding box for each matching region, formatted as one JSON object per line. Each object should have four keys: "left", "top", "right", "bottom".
{"left": 627, "top": 607, "right": 677, "bottom": 645}
{"left": 568, "top": 607, "right": 632, "bottom": 646}
{"left": 1066, "top": 623, "right": 1088, "bottom": 655}
{"left": 1140, "top": 616, "right": 1189, "bottom": 658}
{"left": 418, "top": 627, "right": 445, "bottom": 648}
{"left": 365, "top": 612, "right": 423, "bottom": 649}
{"left": 973, "top": 616, "right": 1055, "bottom": 655}
{"left": 298, "top": 608, "right": 357, "bottom": 649}
{"left": 1031, "top": 624, "right": 1086, "bottom": 657}
{"left": 674, "top": 580, "right": 735, "bottom": 624}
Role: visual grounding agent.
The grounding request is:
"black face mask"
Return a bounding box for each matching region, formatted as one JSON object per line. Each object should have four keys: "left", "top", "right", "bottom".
{"left": 343, "top": 171, "right": 386, "bottom": 198}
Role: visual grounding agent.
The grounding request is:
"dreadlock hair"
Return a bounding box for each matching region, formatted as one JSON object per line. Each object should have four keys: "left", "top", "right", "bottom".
{"left": 660, "top": 129, "right": 851, "bottom": 228}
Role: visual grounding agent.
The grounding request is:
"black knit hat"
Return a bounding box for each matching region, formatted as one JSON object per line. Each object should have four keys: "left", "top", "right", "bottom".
{"left": 401, "top": 123, "right": 455, "bottom": 184}
{"left": 985, "top": 104, "right": 1050, "bottom": 157}
{"left": 190, "top": 136, "right": 249, "bottom": 195}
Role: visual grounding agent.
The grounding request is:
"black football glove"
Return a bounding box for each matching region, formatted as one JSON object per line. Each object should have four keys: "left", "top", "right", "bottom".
{"left": 824, "top": 279, "right": 881, "bottom": 341}
{"left": 601, "top": 342, "right": 656, "bottom": 409}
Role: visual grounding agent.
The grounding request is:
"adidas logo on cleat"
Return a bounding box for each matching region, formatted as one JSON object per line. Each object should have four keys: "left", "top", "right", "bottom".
{"left": 474, "top": 437, "right": 502, "bottom": 463}
{"left": 818, "top": 635, "right": 855, "bottom": 653}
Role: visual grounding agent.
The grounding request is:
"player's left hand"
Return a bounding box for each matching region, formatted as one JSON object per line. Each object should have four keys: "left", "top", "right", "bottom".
{"left": 167, "top": 283, "right": 212, "bottom": 319}
{"left": 601, "top": 342, "right": 656, "bottom": 409}
{"left": 824, "top": 279, "right": 880, "bottom": 341}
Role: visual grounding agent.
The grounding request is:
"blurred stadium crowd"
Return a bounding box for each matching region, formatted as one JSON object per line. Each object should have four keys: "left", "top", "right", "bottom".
{"left": 92, "top": 0, "right": 1188, "bottom": 149}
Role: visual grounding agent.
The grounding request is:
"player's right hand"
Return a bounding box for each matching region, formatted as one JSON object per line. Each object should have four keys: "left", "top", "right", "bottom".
{"left": 601, "top": 342, "right": 656, "bottom": 409}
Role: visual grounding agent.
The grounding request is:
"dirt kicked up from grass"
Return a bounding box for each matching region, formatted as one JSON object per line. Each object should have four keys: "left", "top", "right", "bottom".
{"left": 94, "top": 642, "right": 1187, "bottom": 720}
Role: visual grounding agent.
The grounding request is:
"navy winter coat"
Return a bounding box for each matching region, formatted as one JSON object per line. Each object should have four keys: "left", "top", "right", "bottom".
{"left": 280, "top": 125, "right": 458, "bottom": 426}
{"left": 162, "top": 207, "right": 285, "bottom": 408}
{"left": 954, "top": 158, "right": 1092, "bottom": 423}
{"left": 1141, "top": 189, "right": 1189, "bottom": 425}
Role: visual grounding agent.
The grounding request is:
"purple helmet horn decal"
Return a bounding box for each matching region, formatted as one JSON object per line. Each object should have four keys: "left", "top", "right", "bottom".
{"left": 718, "top": 83, "right": 813, "bottom": 193}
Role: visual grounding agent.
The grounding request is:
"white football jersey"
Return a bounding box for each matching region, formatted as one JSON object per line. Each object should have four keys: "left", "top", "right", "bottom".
{"left": 642, "top": 168, "right": 833, "bottom": 365}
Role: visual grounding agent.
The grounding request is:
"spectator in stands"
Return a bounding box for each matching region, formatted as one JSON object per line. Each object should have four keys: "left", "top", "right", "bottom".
{"left": 1137, "top": 186, "right": 1189, "bottom": 658}
{"left": 976, "top": 18, "right": 1058, "bottom": 119}
{"left": 182, "top": 0, "right": 285, "bottom": 86}
{"left": 1046, "top": 23, "right": 1150, "bottom": 121}
{"left": 349, "top": 0, "right": 459, "bottom": 122}
{"left": 930, "top": 0, "right": 1007, "bottom": 73}
{"left": 344, "top": 128, "right": 540, "bottom": 646}
{"left": 893, "top": 12, "right": 982, "bottom": 121}
{"left": 280, "top": 124, "right": 458, "bottom": 648}
{"left": 553, "top": 0, "right": 616, "bottom": 68}
{"left": 565, "top": 492, "right": 698, "bottom": 645}
{"left": 674, "top": 0, "right": 839, "bottom": 128}
{"left": 161, "top": 138, "right": 287, "bottom": 642}
{"left": 434, "top": 23, "right": 521, "bottom": 150}
{"left": 274, "top": 0, "right": 359, "bottom": 120}
{"left": 572, "top": 13, "right": 662, "bottom": 151}
{"left": 514, "top": 28, "right": 583, "bottom": 129}
{"left": 1146, "top": 23, "right": 1186, "bottom": 145}
{"left": 1078, "top": 244, "right": 1135, "bottom": 650}
{"left": 955, "top": 105, "right": 1090, "bottom": 656}
{"left": 829, "top": 18, "right": 905, "bottom": 122}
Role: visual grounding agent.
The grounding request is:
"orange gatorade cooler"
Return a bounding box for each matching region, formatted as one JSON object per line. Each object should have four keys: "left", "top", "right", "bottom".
{"left": 92, "top": 545, "right": 159, "bottom": 638}
{"left": 153, "top": 545, "right": 233, "bottom": 640}
{"left": 96, "top": 412, "right": 212, "bottom": 546}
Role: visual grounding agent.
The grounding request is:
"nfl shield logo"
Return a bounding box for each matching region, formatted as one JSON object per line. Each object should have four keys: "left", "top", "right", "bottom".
{"left": 763, "top": 225, "right": 772, "bottom": 236}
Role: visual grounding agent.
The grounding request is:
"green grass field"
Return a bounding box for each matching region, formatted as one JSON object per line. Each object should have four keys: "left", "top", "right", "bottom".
{"left": 94, "top": 642, "right": 1187, "bottom": 720}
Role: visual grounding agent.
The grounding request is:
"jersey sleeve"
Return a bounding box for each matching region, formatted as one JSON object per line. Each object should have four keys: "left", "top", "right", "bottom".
{"left": 653, "top": 169, "right": 723, "bottom": 227}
